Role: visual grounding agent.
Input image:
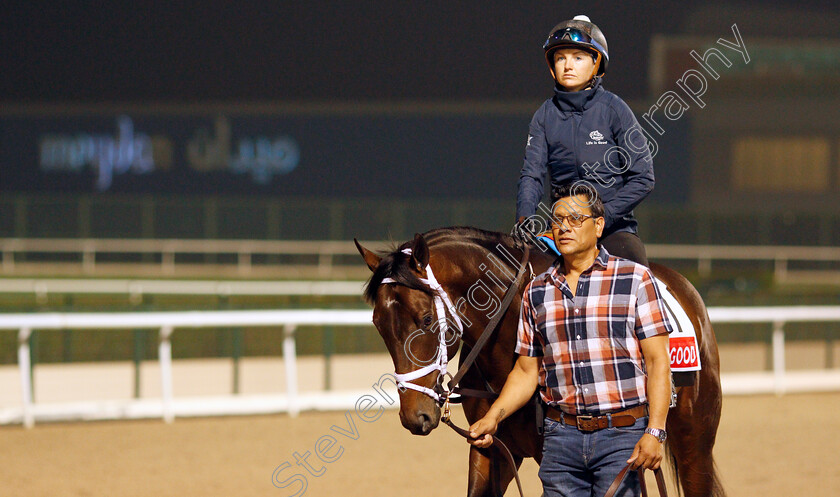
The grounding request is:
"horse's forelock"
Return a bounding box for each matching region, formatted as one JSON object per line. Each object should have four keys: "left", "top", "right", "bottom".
{"left": 363, "top": 245, "right": 433, "bottom": 304}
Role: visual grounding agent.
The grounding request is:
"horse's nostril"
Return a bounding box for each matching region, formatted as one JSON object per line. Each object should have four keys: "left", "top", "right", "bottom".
{"left": 418, "top": 412, "right": 432, "bottom": 432}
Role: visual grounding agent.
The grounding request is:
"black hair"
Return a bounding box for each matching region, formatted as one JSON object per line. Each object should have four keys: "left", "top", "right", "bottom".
{"left": 551, "top": 181, "right": 605, "bottom": 218}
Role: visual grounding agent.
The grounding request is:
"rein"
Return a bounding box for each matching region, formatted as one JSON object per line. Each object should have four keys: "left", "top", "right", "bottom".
{"left": 384, "top": 242, "right": 533, "bottom": 497}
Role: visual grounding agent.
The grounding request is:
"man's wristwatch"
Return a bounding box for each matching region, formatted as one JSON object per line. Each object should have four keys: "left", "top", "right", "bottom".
{"left": 644, "top": 427, "right": 667, "bottom": 443}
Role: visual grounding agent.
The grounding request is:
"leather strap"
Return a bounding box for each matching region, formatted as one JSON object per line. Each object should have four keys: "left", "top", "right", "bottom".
{"left": 604, "top": 463, "right": 668, "bottom": 497}
{"left": 446, "top": 245, "right": 531, "bottom": 392}
{"left": 442, "top": 417, "right": 525, "bottom": 497}
{"left": 448, "top": 387, "right": 498, "bottom": 400}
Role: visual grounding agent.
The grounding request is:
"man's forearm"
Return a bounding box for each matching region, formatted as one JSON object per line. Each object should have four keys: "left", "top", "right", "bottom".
{"left": 646, "top": 358, "right": 671, "bottom": 430}
{"left": 485, "top": 366, "right": 538, "bottom": 424}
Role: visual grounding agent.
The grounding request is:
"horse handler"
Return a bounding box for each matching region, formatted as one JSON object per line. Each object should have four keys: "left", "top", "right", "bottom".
{"left": 469, "top": 183, "right": 672, "bottom": 496}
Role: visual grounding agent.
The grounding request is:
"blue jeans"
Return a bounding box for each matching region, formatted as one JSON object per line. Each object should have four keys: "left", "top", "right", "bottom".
{"left": 538, "top": 414, "right": 647, "bottom": 497}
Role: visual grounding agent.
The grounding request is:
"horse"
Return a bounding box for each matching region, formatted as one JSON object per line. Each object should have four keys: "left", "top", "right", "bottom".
{"left": 355, "top": 226, "right": 725, "bottom": 497}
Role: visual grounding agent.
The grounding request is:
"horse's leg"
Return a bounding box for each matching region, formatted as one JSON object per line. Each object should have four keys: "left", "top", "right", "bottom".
{"left": 466, "top": 446, "right": 523, "bottom": 497}
{"left": 667, "top": 370, "right": 727, "bottom": 497}
{"left": 467, "top": 446, "right": 495, "bottom": 497}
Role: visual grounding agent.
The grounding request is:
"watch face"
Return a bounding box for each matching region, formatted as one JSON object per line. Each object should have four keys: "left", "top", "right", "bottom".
{"left": 647, "top": 428, "right": 666, "bottom": 442}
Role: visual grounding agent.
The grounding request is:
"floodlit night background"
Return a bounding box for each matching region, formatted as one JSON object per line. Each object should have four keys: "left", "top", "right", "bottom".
{"left": 2, "top": 3, "right": 840, "bottom": 497}
{"left": 1, "top": 0, "right": 838, "bottom": 335}
{"left": 3, "top": 1, "right": 838, "bottom": 243}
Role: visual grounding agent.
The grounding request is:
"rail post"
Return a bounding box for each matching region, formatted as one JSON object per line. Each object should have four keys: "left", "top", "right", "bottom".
{"left": 772, "top": 321, "right": 786, "bottom": 396}
{"left": 2, "top": 247, "right": 13, "bottom": 273}
{"left": 323, "top": 326, "right": 334, "bottom": 391}
{"left": 232, "top": 328, "right": 242, "bottom": 394}
{"left": 18, "top": 327, "right": 34, "bottom": 428}
{"left": 159, "top": 325, "right": 175, "bottom": 423}
{"left": 283, "top": 324, "right": 299, "bottom": 417}
{"left": 133, "top": 329, "right": 145, "bottom": 398}
{"left": 774, "top": 256, "right": 788, "bottom": 283}
{"left": 237, "top": 251, "right": 252, "bottom": 275}
{"left": 82, "top": 242, "right": 95, "bottom": 274}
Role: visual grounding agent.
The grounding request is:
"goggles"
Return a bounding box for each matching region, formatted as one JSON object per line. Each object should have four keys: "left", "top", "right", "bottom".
{"left": 544, "top": 28, "right": 592, "bottom": 48}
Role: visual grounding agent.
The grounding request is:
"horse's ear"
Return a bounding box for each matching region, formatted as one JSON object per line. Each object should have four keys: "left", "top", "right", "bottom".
{"left": 354, "top": 238, "right": 381, "bottom": 272}
{"left": 410, "top": 233, "right": 430, "bottom": 272}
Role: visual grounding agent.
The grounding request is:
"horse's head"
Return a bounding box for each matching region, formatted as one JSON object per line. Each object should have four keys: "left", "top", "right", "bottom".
{"left": 355, "top": 233, "right": 460, "bottom": 436}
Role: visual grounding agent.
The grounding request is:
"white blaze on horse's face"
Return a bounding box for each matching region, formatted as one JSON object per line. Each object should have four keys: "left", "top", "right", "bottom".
{"left": 373, "top": 284, "right": 443, "bottom": 436}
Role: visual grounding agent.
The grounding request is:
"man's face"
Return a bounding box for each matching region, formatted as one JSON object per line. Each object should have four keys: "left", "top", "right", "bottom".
{"left": 550, "top": 194, "right": 605, "bottom": 257}
{"left": 552, "top": 48, "right": 597, "bottom": 91}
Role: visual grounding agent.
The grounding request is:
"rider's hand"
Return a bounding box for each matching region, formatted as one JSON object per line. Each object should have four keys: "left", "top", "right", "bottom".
{"left": 627, "top": 433, "right": 664, "bottom": 470}
{"left": 511, "top": 216, "right": 531, "bottom": 241}
{"left": 467, "top": 415, "right": 498, "bottom": 449}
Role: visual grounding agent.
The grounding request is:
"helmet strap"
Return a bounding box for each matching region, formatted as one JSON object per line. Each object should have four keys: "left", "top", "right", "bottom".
{"left": 589, "top": 52, "right": 602, "bottom": 80}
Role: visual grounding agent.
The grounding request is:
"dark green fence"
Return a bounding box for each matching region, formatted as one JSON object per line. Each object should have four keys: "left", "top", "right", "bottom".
{"left": 3, "top": 193, "right": 840, "bottom": 246}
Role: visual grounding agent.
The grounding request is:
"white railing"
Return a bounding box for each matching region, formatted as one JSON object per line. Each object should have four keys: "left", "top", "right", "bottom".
{"left": 0, "top": 278, "right": 366, "bottom": 302}
{"left": 1, "top": 306, "right": 840, "bottom": 427}
{"left": 0, "top": 309, "right": 372, "bottom": 428}
{"left": 2, "top": 238, "right": 840, "bottom": 279}
{"left": 0, "top": 238, "right": 378, "bottom": 276}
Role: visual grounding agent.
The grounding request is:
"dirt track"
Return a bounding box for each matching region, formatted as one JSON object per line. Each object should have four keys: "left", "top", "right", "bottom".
{"left": 2, "top": 392, "right": 840, "bottom": 496}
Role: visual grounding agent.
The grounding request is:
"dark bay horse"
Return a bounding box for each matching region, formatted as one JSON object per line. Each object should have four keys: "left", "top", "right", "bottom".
{"left": 355, "top": 226, "right": 725, "bottom": 497}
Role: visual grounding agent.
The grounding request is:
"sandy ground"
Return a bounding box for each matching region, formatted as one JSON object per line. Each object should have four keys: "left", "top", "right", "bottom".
{"left": 2, "top": 345, "right": 840, "bottom": 496}
{"left": 1, "top": 392, "right": 840, "bottom": 497}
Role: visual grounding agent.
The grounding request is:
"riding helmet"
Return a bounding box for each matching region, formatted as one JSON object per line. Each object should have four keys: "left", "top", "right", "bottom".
{"left": 543, "top": 15, "right": 609, "bottom": 77}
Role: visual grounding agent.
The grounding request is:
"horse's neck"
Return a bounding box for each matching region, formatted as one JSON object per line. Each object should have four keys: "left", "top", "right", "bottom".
{"left": 436, "top": 242, "right": 521, "bottom": 385}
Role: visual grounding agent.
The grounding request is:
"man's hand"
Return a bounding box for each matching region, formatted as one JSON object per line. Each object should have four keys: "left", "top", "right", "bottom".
{"left": 627, "top": 433, "right": 663, "bottom": 470}
{"left": 467, "top": 411, "right": 502, "bottom": 449}
{"left": 466, "top": 356, "right": 538, "bottom": 449}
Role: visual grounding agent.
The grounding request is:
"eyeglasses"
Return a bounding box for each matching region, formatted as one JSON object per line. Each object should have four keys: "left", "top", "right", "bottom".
{"left": 551, "top": 214, "right": 595, "bottom": 229}
{"left": 544, "top": 28, "right": 592, "bottom": 47}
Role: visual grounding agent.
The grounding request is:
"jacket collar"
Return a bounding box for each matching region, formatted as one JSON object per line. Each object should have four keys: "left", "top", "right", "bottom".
{"left": 552, "top": 77, "right": 603, "bottom": 112}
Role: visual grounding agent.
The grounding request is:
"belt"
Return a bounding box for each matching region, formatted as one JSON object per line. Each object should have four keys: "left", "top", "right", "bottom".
{"left": 546, "top": 404, "right": 648, "bottom": 432}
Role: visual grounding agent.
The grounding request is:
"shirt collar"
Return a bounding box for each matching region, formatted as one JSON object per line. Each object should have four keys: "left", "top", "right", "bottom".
{"left": 546, "top": 245, "right": 611, "bottom": 288}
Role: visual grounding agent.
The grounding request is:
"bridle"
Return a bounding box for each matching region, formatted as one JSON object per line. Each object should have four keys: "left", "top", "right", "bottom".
{"left": 381, "top": 243, "right": 534, "bottom": 497}
{"left": 381, "top": 248, "right": 463, "bottom": 403}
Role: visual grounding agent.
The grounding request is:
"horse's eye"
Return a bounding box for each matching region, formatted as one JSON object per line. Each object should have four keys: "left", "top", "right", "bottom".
{"left": 423, "top": 315, "right": 433, "bottom": 327}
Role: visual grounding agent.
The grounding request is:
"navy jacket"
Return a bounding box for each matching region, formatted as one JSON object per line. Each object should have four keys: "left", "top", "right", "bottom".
{"left": 516, "top": 78, "right": 654, "bottom": 236}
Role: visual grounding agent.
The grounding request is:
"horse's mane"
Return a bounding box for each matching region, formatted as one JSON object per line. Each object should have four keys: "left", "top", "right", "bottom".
{"left": 362, "top": 226, "right": 517, "bottom": 304}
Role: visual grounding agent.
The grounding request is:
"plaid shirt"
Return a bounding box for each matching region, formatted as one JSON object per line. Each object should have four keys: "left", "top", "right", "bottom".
{"left": 516, "top": 246, "right": 672, "bottom": 415}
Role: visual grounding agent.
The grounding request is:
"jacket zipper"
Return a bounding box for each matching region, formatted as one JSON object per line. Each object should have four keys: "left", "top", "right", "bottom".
{"left": 571, "top": 112, "right": 582, "bottom": 181}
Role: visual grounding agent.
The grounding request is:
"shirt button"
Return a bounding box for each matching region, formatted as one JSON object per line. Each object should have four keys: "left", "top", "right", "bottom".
{"left": 575, "top": 309, "right": 580, "bottom": 314}
{"left": 576, "top": 335, "right": 581, "bottom": 339}
{"left": 584, "top": 388, "right": 589, "bottom": 393}
{"left": 579, "top": 361, "right": 584, "bottom": 366}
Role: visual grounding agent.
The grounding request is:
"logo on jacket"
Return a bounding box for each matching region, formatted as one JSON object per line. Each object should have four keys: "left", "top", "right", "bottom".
{"left": 586, "top": 130, "right": 608, "bottom": 145}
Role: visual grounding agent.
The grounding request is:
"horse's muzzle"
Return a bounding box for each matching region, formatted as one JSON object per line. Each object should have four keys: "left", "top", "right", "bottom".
{"left": 399, "top": 406, "right": 441, "bottom": 435}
